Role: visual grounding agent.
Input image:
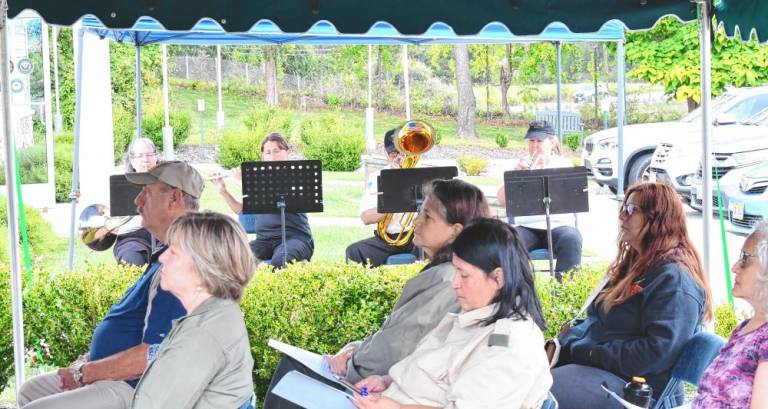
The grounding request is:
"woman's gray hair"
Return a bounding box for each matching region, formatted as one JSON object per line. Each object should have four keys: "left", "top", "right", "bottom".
{"left": 124, "top": 138, "right": 158, "bottom": 172}
{"left": 751, "top": 220, "right": 768, "bottom": 316}
{"left": 166, "top": 212, "right": 255, "bottom": 301}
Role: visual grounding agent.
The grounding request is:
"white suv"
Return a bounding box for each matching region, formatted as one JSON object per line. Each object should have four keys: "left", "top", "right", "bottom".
{"left": 583, "top": 86, "right": 768, "bottom": 193}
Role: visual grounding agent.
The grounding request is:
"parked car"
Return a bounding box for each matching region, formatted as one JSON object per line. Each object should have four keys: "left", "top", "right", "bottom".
{"left": 583, "top": 86, "right": 768, "bottom": 193}
{"left": 650, "top": 102, "right": 768, "bottom": 202}
{"left": 573, "top": 83, "right": 608, "bottom": 103}
{"left": 727, "top": 161, "right": 768, "bottom": 235}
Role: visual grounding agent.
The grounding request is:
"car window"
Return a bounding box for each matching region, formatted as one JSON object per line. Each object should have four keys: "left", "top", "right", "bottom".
{"left": 681, "top": 93, "right": 737, "bottom": 122}
{"left": 725, "top": 94, "right": 768, "bottom": 121}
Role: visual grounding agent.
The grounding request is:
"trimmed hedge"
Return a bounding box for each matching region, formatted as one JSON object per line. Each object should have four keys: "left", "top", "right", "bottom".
{"left": 0, "top": 260, "right": 743, "bottom": 401}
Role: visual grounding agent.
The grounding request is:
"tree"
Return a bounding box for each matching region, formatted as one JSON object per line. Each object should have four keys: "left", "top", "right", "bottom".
{"left": 264, "top": 46, "right": 279, "bottom": 106}
{"left": 453, "top": 44, "right": 477, "bottom": 139}
{"left": 627, "top": 16, "right": 768, "bottom": 111}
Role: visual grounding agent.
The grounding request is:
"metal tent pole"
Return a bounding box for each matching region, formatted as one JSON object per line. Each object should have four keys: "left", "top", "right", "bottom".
{"left": 161, "top": 44, "right": 174, "bottom": 160}
{"left": 1, "top": 9, "right": 27, "bottom": 391}
{"left": 555, "top": 41, "right": 562, "bottom": 142}
{"left": 699, "top": 0, "right": 713, "bottom": 278}
{"left": 66, "top": 29, "right": 85, "bottom": 271}
{"left": 402, "top": 45, "right": 411, "bottom": 120}
{"left": 616, "top": 40, "right": 626, "bottom": 201}
{"left": 135, "top": 43, "right": 142, "bottom": 138}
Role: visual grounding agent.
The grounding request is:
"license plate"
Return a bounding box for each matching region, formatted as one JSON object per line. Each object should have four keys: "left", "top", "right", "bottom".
{"left": 732, "top": 202, "right": 744, "bottom": 221}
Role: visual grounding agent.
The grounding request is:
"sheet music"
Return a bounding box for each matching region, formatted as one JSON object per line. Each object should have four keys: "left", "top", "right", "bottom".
{"left": 267, "top": 339, "right": 338, "bottom": 384}
{"left": 272, "top": 370, "right": 356, "bottom": 409}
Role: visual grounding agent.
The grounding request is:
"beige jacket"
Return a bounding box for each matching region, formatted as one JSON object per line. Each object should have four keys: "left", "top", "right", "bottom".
{"left": 131, "top": 297, "right": 254, "bottom": 409}
{"left": 346, "top": 261, "right": 460, "bottom": 382}
{"left": 384, "top": 303, "right": 552, "bottom": 409}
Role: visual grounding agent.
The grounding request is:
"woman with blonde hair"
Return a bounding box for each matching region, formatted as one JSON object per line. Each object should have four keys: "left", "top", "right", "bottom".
{"left": 131, "top": 211, "right": 255, "bottom": 409}
{"left": 550, "top": 182, "right": 712, "bottom": 409}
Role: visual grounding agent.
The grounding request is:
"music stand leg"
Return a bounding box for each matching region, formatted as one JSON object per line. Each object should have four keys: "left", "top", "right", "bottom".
{"left": 278, "top": 198, "right": 288, "bottom": 268}
{"left": 543, "top": 197, "right": 559, "bottom": 282}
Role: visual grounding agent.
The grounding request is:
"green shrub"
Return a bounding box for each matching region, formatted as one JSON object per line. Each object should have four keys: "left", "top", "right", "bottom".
{"left": 218, "top": 130, "right": 262, "bottom": 169}
{"left": 324, "top": 93, "right": 342, "bottom": 107}
{"left": 495, "top": 132, "right": 509, "bottom": 148}
{"left": 458, "top": 155, "right": 488, "bottom": 176}
{"left": 713, "top": 303, "right": 749, "bottom": 339}
{"left": 0, "top": 263, "right": 11, "bottom": 392}
{"left": 563, "top": 133, "right": 581, "bottom": 152}
{"left": 241, "top": 107, "right": 295, "bottom": 137}
{"left": 112, "top": 106, "right": 135, "bottom": 161}
{"left": 0, "top": 144, "right": 49, "bottom": 185}
{"left": 54, "top": 143, "right": 75, "bottom": 203}
{"left": 54, "top": 131, "right": 75, "bottom": 145}
{"left": 301, "top": 115, "right": 364, "bottom": 171}
{"left": 0, "top": 195, "right": 63, "bottom": 265}
{"left": 142, "top": 108, "right": 192, "bottom": 150}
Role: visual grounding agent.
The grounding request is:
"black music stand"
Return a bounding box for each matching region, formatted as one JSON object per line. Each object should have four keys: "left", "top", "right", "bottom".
{"left": 378, "top": 166, "right": 458, "bottom": 259}
{"left": 110, "top": 175, "right": 142, "bottom": 216}
{"left": 241, "top": 160, "right": 324, "bottom": 266}
{"left": 504, "top": 166, "right": 589, "bottom": 279}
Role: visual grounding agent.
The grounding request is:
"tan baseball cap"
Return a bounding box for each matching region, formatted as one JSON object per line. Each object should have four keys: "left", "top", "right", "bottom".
{"left": 126, "top": 161, "right": 205, "bottom": 198}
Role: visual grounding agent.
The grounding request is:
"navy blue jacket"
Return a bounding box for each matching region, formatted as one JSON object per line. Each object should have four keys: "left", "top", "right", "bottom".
{"left": 558, "top": 261, "right": 706, "bottom": 397}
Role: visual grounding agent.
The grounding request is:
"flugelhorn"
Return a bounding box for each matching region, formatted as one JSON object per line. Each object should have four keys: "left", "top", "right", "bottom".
{"left": 376, "top": 120, "right": 435, "bottom": 246}
{"left": 78, "top": 204, "right": 140, "bottom": 251}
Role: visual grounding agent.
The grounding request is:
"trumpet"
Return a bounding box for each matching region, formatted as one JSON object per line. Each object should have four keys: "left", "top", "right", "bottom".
{"left": 376, "top": 120, "right": 435, "bottom": 247}
{"left": 78, "top": 204, "right": 140, "bottom": 251}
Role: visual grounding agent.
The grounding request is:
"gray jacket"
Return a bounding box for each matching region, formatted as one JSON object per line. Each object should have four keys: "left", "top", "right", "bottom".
{"left": 346, "top": 261, "right": 460, "bottom": 382}
{"left": 132, "top": 297, "right": 254, "bottom": 409}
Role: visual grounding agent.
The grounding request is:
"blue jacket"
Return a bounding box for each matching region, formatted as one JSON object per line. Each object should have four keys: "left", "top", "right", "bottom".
{"left": 558, "top": 261, "right": 706, "bottom": 397}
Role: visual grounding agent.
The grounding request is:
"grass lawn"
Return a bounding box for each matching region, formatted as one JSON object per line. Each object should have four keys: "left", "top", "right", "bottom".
{"left": 311, "top": 225, "right": 372, "bottom": 262}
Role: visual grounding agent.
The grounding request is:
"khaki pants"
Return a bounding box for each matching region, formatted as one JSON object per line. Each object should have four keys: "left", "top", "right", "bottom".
{"left": 17, "top": 371, "right": 134, "bottom": 409}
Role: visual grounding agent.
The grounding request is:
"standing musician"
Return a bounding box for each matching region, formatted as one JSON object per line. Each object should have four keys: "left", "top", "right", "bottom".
{"left": 345, "top": 129, "right": 417, "bottom": 267}
{"left": 497, "top": 121, "right": 583, "bottom": 275}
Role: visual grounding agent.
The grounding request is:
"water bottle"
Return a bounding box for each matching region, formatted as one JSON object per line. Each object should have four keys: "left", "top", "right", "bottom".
{"left": 623, "top": 376, "right": 652, "bottom": 408}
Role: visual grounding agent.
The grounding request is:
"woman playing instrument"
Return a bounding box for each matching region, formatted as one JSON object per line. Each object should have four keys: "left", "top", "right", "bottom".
{"left": 350, "top": 218, "right": 552, "bottom": 409}
{"left": 114, "top": 138, "right": 160, "bottom": 266}
{"left": 131, "top": 211, "right": 255, "bottom": 409}
{"left": 497, "top": 121, "right": 582, "bottom": 275}
{"left": 691, "top": 221, "right": 768, "bottom": 409}
{"left": 263, "top": 178, "right": 489, "bottom": 409}
{"left": 211, "top": 132, "right": 314, "bottom": 268}
{"left": 549, "top": 182, "right": 713, "bottom": 409}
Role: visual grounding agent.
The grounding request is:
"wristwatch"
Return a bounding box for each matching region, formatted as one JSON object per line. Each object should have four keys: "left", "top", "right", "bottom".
{"left": 71, "top": 361, "right": 86, "bottom": 386}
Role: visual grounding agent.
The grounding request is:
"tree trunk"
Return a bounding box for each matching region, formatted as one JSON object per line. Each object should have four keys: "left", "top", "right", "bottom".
{"left": 499, "top": 45, "right": 512, "bottom": 120}
{"left": 265, "top": 47, "right": 279, "bottom": 107}
{"left": 687, "top": 97, "right": 699, "bottom": 112}
{"left": 485, "top": 45, "right": 491, "bottom": 120}
{"left": 454, "top": 44, "right": 477, "bottom": 139}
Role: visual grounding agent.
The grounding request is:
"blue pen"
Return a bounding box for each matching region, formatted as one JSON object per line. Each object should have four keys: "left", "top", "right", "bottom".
{"left": 361, "top": 386, "right": 368, "bottom": 397}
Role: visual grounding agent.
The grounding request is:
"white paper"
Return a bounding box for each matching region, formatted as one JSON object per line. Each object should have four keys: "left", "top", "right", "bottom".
{"left": 272, "top": 370, "right": 356, "bottom": 409}
{"left": 268, "top": 339, "right": 338, "bottom": 384}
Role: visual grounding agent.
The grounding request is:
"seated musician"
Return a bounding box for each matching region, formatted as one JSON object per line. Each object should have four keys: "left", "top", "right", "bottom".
{"left": 346, "top": 128, "right": 417, "bottom": 267}
{"left": 497, "top": 121, "right": 582, "bottom": 275}
{"left": 211, "top": 132, "right": 314, "bottom": 268}
{"left": 263, "top": 179, "right": 490, "bottom": 408}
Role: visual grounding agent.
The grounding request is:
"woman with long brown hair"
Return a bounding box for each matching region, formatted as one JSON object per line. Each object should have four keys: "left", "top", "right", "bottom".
{"left": 550, "top": 182, "right": 712, "bottom": 409}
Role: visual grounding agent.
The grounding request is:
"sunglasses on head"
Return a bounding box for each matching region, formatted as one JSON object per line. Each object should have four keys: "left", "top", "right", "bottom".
{"left": 738, "top": 250, "right": 756, "bottom": 268}
{"left": 620, "top": 202, "right": 642, "bottom": 217}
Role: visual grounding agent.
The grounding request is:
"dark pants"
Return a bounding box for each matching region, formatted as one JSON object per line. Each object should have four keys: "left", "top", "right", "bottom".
{"left": 345, "top": 232, "right": 416, "bottom": 268}
{"left": 250, "top": 236, "right": 314, "bottom": 268}
{"left": 550, "top": 364, "right": 626, "bottom": 409}
{"left": 262, "top": 355, "right": 343, "bottom": 409}
{"left": 515, "top": 225, "right": 582, "bottom": 273}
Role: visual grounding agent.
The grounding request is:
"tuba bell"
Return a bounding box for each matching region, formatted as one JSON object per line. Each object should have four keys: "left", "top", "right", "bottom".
{"left": 78, "top": 204, "right": 139, "bottom": 251}
{"left": 377, "top": 120, "right": 435, "bottom": 246}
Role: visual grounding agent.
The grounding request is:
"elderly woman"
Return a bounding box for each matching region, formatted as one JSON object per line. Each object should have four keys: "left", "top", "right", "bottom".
{"left": 691, "top": 221, "right": 768, "bottom": 409}
{"left": 550, "top": 182, "right": 713, "bottom": 408}
{"left": 351, "top": 218, "right": 552, "bottom": 409}
{"left": 212, "top": 132, "right": 314, "bottom": 268}
{"left": 263, "top": 178, "right": 489, "bottom": 408}
{"left": 131, "top": 212, "right": 255, "bottom": 409}
{"left": 112, "top": 137, "right": 160, "bottom": 266}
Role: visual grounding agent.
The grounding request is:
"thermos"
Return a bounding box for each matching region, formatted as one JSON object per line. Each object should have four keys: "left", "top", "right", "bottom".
{"left": 623, "top": 376, "right": 652, "bottom": 408}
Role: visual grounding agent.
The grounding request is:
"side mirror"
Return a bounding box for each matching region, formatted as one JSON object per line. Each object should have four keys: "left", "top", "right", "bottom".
{"left": 714, "top": 113, "right": 737, "bottom": 126}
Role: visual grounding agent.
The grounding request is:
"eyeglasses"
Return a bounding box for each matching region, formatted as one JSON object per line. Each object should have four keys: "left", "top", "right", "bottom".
{"left": 620, "top": 202, "right": 642, "bottom": 216}
{"left": 738, "top": 250, "right": 756, "bottom": 268}
{"left": 262, "top": 148, "right": 287, "bottom": 155}
{"left": 130, "top": 153, "right": 157, "bottom": 160}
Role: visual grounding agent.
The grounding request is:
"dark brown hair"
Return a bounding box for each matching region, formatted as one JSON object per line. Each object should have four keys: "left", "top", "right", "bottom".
{"left": 260, "top": 132, "right": 290, "bottom": 152}
{"left": 598, "top": 182, "right": 713, "bottom": 321}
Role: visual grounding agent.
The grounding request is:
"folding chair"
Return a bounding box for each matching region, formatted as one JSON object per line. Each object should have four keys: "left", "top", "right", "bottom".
{"left": 385, "top": 253, "right": 417, "bottom": 265}
{"left": 540, "top": 391, "right": 559, "bottom": 409}
{"left": 652, "top": 331, "right": 724, "bottom": 409}
{"left": 237, "top": 392, "right": 257, "bottom": 409}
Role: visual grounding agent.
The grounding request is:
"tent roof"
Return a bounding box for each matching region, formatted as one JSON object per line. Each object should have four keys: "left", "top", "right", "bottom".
{"left": 715, "top": 0, "right": 768, "bottom": 42}
{"left": 10, "top": 0, "right": 695, "bottom": 36}
{"left": 77, "top": 16, "right": 625, "bottom": 46}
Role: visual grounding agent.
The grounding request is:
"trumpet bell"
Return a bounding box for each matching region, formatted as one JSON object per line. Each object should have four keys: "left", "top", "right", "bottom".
{"left": 396, "top": 120, "right": 434, "bottom": 156}
{"left": 78, "top": 204, "right": 134, "bottom": 251}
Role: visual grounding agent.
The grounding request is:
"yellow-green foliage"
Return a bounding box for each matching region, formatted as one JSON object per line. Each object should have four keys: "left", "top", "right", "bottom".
{"left": 458, "top": 155, "right": 489, "bottom": 176}
{"left": 714, "top": 303, "right": 749, "bottom": 340}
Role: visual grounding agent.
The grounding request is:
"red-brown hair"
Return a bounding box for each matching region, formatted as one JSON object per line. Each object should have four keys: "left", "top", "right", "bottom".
{"left": 598, "top": 182, "right": 713, "bottom": 321}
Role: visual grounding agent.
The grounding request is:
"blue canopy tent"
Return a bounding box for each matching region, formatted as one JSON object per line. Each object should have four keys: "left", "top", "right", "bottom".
{"left": 2, "top": 1, "right": 697, "bottom": 394}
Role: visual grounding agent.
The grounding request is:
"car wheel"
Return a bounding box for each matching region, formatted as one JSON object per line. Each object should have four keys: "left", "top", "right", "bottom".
{"left": 626, "top": 153, "right": 652, "bottom": 189}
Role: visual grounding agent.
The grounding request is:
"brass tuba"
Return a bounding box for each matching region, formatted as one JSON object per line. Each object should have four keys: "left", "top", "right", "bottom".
{"left": 78, "top": 204, "right": 139, "bottom": 251}
{"left": 377, "top": 120, "right": 435, "bottom": 246}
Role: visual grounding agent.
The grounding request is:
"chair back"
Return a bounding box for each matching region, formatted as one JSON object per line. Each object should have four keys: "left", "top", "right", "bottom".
{"left": 238, "top": 213, "right": 258, "bottom": 234}
{"left": 236, "top": 392, "right": 257, "bottom": 409}
{"left": 652, "top": 331, "right": 724, "bottom": 409}
{"left": 540, "top": 392, "right": 559, "bottom": 409}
